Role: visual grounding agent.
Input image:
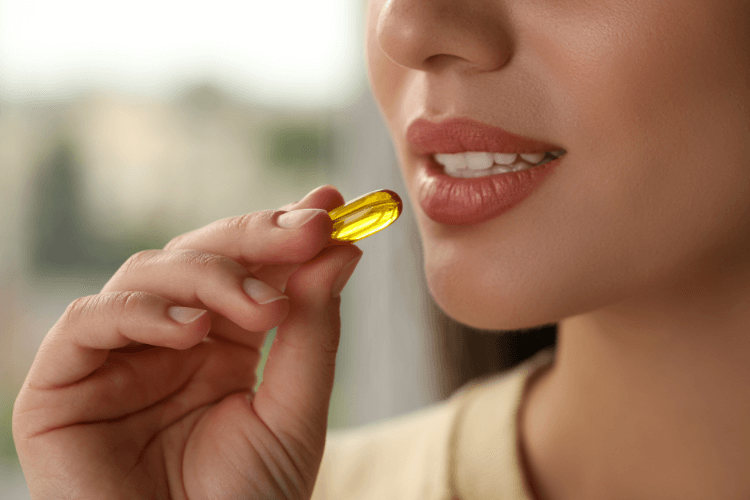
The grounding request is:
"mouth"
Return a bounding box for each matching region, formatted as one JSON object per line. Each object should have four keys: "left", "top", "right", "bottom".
{"left": 407, "top": 118, "right": 567, "bottom": 226}
{"left": 434, "top": 150, "right": 567, "bottom": 178}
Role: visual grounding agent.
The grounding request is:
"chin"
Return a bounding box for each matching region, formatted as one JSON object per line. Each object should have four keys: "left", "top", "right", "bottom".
{"left": 423, "top": 256, "right": 561, "bottom": 331}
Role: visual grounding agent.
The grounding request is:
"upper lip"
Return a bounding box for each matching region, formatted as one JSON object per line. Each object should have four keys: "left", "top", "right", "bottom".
{"left": 406, "top": 117, "right": 564, "bottom": 156}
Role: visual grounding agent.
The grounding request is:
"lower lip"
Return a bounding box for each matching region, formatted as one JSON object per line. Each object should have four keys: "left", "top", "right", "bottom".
{"left": 416, "top": 156, "right": 562, "bottom": 225}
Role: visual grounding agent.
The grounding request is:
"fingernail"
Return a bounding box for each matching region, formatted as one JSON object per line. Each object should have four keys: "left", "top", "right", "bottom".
{"left": 243, "top": 277, "right": 288, "bottom": 304}
{"left": 331, "top": 254, "right": 363, "bottom": 298}
{"left": 276, "top": 208, "right": 327, "bottom": 229}
{"left": 168, "top": 306, "right": 208, "bottom": 324}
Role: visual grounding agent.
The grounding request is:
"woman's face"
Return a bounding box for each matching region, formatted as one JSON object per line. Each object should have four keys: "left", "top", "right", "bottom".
{"left": 366, "top": 0, "right": 750, "bottom": 330}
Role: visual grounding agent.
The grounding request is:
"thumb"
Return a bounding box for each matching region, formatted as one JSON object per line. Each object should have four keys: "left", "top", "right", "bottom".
{"left": 251, "top": 244, "right": 363, "bottom": 470}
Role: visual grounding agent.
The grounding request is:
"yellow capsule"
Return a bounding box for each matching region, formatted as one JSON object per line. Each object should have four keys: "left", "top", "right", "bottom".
{"left": 328, "top": 189, "right": 403, "bottom": 243}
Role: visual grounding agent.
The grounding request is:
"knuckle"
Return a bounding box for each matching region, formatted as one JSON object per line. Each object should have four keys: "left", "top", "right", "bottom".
{"left": 164, "top": 230, "right": 194, "bottom": 251}
{"left": 107, "top": 290, "right": 153, "bottom": 316}
{"left": 120, "top": 249, "right": 160, "bottom": 275}
{"left": 318, "top": 338, "right": 341, "bottom": 365}
{"left": 62, "top": 294, "right": 98, "bottom": 326}
{"left": 222, "top": 212, "right": 274, "bottom": 258}
{"left": 163, "top": 236, "right": 181, "bottom": 251}
{"left": 61, "top": 291, "right": 153, "bottom": 326}
{"left": 173, "top": 248, "right": 240, "bottom": 275}
{"left": 223, "top": 211, "right": 272, "bottom": 234}
{"left": 165, "top": 211, "right": 274, "bottom": 253}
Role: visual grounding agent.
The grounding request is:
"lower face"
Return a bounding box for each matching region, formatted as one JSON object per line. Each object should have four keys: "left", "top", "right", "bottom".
{"left": 366, "top": 0, "right": 750, "bottom": 330}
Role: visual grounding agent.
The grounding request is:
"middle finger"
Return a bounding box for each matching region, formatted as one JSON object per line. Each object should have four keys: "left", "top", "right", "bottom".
{"left": 103, "top": 249, "right": 289, "bottom": 335}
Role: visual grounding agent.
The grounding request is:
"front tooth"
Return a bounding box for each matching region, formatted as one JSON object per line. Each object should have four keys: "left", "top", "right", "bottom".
{"left": 490, "top": 164, "right": 514, "bottom": 174}
{"left": 464, "top": 151, "right": 494, "bottom": 170}
{"left": 493, "top": 152, "right": 517, "bottom": 165}
{"left": 460, "top": 168, "right": 491, "bottom": 178}
{"left": 435, "top": 153, "right": 467, "bottom": 170}
{"left": 520, "top": 153, "right": 546, "bottom": 164}
{"left": 512, "top": 158, "right": 535, "bottom": 172}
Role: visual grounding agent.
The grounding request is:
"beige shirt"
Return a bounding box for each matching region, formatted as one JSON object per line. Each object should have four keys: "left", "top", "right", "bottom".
{"left": 312, "top": 348, "right": 555, "bottom": 500}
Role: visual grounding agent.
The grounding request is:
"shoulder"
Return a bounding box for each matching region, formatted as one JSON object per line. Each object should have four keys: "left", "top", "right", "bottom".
{"left": 311, "top": 348, "right": 555, "bottom": 500}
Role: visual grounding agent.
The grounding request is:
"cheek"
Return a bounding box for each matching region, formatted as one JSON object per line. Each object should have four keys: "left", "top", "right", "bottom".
{"left": 365, "top": 2, "right": 405, "bottom": 123}
{"left": 567, "top": 1, "right": 750, "bottom": 276}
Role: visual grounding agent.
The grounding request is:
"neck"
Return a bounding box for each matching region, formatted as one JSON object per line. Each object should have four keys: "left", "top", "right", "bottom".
{"left": 520, "top": 266, "right": 750, "bottom": 500}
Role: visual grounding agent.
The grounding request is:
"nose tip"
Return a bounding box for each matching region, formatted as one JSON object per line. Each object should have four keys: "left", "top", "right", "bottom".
{"left": 375, "top": 0, "right": 512, "bottom": 74}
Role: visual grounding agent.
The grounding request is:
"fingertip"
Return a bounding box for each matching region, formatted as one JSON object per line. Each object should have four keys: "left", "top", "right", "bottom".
{"left": 294, "top": 185, "right": 346, "bottom": 212}
{"left": 242, "top": 277, "right": 289, "bottom": 305}
{"left": 331, "top": 252, "right": 363, "bottom": 298}
{"left": 328, "top": 243, "right": 364, "bottom": 263}
{"left": 235, "top": 295, "right": 291, "bottom": 333}
{"left": 168, "top": 306, "right": 208, "bottom": 324}
{"left": 320, "top": 190, "right": 346, "bottom": 213}
{"left": 276, "top": 209, "right": 329, "bottom": 230}
{"left": 284, "top": 244, "right": 364, "bottom": 306}
{"left": 167, "top": 307, "right": 211, "bottom": 349}
{"left": 272, "top": 209, "right": 334, "bottom": 262}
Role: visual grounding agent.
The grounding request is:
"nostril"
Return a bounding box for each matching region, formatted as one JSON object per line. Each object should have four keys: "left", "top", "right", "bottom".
{"left": 423, "top": 53, "right": 474, "bottom": 73}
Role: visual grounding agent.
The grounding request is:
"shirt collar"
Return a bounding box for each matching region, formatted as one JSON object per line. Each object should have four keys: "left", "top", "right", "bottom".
{"left": 450, "top": 348, "right": 555, "bottom": 500}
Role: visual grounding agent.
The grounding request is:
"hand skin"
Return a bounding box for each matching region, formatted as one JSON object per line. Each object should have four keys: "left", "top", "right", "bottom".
{"left": 13, "top": 185, "right": 363, "bottom": 500}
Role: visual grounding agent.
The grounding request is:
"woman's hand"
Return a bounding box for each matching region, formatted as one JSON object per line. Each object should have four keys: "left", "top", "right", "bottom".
{"left": 13, "top": 185, "right": 363, "bottom": 500}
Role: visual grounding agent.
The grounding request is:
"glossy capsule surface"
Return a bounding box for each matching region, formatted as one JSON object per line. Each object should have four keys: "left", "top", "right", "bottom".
{"left": 328, "top": 190, "right": 403, "bottom": 243}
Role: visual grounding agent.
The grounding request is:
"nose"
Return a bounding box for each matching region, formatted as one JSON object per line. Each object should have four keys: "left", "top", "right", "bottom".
{"left": 375, "top": 0, "right": 513, "bottom": 74}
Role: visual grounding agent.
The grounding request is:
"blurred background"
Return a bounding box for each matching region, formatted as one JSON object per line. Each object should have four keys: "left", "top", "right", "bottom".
{"left": 0, "top": 0, "right": 554, "bottom": 496}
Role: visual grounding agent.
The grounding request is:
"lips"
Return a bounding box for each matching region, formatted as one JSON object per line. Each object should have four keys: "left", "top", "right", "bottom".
{"left": 407, "top": 117, "right": 563, "bottom": 155}
{"left": 406, "top": 117, "right": 565, "bottom": 225}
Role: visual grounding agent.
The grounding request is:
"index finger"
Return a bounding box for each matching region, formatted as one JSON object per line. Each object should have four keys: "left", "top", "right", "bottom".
{"left": 276, "top": 184, "right": 346, "bottom": 213}
{"left": 164, "top": 186, "right": 345, "bottom": 265}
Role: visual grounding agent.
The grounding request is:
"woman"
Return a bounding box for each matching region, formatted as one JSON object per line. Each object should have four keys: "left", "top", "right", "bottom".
{"left": 13, "top": 0, "right": 750, "bottom": 499}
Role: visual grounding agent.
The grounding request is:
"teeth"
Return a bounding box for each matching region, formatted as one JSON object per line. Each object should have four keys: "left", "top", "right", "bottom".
{"left": 434, "top": 153, "right": 466, "bottom": 170}
{"left": 454, "top": 168, "right": 495, "bottom": 178}
{"left": 464, "top": 151, "right": 494, "bottom": 170}
{"left": 434, "top": 150, "right": 566, "bottom": 178}
{"left": 512, "top": 160, "right": 532, "bottom": 172}
{"left": 519, "top": 153, "right": 545, "bottom": 164}
{"left": 493, "top": 164, "right": 514, "bottom": 174}
{"left": 493, "top": 152, "right": 517, "bottom": 165}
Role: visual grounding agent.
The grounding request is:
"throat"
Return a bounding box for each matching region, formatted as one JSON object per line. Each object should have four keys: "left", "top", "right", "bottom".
{"left": 518, "top": 317, "right": 750, "bottom": 500}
